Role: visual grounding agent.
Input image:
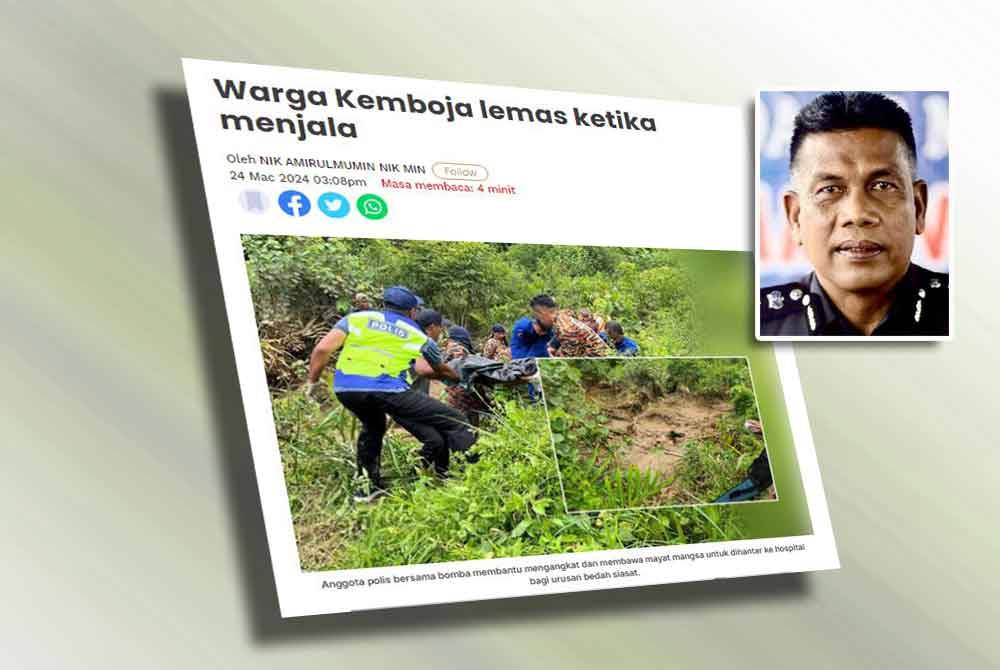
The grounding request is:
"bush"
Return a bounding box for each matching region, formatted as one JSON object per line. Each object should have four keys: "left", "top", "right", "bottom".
{"left": 243, "top": 237, "right": 702, "bottom": 388}
{"left": 251, "top": 237, "right": 754, "bottom": 569}
{"left": 540, "top": 357, "right": 765, "bottom": 508}
{"left": 271, "top": 390, "right": 744, "bottom": 570}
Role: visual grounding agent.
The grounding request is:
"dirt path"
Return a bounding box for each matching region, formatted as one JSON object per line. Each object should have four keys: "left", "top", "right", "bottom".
{"left": 585, "top": 384, "right": 732, "bottom": 483}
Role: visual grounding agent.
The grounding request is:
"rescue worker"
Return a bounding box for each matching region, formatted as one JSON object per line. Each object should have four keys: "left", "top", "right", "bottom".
{"left": 510, "top": 294, "right": 557, "bottom": 402}
{"left": 350, "top": 292, "right": 372, "bottom": 313}
{"left": 600, "top": 321, "right": 641, "bottom": 356}
{"left": 481, "top": 324, "right": 511, "bottom": 362}
{"left": 305, "top": 287, "right": 475, "bottom": 502}
{"left": 428, "top": 326, "right": 532, "bottom": 434}
{"left": 443, "top": 325, "right": 476, "bottom": 363}
{"left": 415, "top": 308, "right": 446, "bottom": 341}
{"left": 439, "top": 326, "right": 490, "bottom": 431}
{"left": 577, "top": 308, "right": 605, "bottom": 335}
{"left": 548, "top": 309, "right": 611, "bottom": 357}
{"left": 411, "top": 308, "right": 446, "bottom": 395}
{"left": 714, "top": 420, "right": 773, "bottom": 502}
{"left": 510, "top": 294, "right": 557, "bottom": 359}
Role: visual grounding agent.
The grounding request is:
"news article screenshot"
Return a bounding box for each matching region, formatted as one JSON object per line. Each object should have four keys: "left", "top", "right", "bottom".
{"left": 182, "top": 58, "right": 838, "bottom": 617}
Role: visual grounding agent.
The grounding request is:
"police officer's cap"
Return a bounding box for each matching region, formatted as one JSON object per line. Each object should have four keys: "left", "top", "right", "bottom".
{"left": 383, "top": 286, "right": 424, "bottom": 310}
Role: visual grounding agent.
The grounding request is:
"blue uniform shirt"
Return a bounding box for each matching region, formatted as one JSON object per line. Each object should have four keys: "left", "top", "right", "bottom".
{"left": 510, "top": 316, "right": 553, "bottom": 359}
{"left": 600, "top": 331, "right": 640, "bottom": 356}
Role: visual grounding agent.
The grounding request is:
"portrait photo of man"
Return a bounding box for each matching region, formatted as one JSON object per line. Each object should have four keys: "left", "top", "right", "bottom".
{"left": 756, "top": 90, "right": 950, "bottom": 339}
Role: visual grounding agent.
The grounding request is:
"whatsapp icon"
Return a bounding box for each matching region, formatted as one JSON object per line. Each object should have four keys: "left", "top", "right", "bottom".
{"left": 356, "top": 193, "right": 388, "bottom": 220}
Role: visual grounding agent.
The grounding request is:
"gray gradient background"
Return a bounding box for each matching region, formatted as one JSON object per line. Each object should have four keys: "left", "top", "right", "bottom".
{"left": 3, "top": 1, "right": 997, "bottom": 667}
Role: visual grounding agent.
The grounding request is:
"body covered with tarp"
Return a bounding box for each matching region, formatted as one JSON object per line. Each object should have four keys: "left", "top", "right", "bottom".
{"left": 443, "top": 355, "right": 538, "bottom": 426}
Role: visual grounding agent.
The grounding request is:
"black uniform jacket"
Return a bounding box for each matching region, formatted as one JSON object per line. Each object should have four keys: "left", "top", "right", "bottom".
{"left": 760, "top": 263, "right": 949, "bottom": 337}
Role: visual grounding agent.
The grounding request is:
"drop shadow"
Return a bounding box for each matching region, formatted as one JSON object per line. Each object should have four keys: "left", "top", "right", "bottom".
{"left": 153, "top": 86, "right": 283, "bottom": 634}
{"left": 261, "top": 572, "right": 809, "bottom": 645}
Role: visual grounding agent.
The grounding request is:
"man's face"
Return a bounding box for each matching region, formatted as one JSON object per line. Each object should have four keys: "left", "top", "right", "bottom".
{"left": 426, "top": 323, "right": 443, "bottom": 341}
{"left": 533, "top": 305, "right": 556, "bottom": 329}
{"left": 784, "top": 128, "right": 927, "bottom": 296}
{"left": 610, "top": 331, "right": 624, "bottom": 344}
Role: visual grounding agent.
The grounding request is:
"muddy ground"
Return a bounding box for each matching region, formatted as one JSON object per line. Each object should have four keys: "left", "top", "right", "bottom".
{"left": 583, "top": 384, "right": 733, "bottom": 502}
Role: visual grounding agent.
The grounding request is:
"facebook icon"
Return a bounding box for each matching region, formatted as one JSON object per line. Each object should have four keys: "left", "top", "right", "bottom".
{"left": 278, "top": 190, "right": 311, "bottom": 217}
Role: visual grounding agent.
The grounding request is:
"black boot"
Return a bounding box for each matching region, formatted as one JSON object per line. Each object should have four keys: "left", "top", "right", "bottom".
{"left": 353, "top": 463, "right": 387, "bottom": 503}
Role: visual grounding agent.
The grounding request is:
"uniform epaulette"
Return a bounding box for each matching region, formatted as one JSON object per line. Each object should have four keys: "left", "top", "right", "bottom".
{"left": 909, "top": 267, "right": 948, "bottom": 330}
{"left": 760, "top": 282, "right": 810, "bottom": 322}
{"left": 922, "top": 270, "right": 948, "bottom": 291}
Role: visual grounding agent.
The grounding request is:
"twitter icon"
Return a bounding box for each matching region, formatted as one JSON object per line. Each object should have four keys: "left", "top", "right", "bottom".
{"left": 317, "top": 192, "right": 350, "bottom": 219}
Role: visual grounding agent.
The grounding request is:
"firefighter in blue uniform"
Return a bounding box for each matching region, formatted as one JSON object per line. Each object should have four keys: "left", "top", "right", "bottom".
{"left": 510, "top": 294, "right": 557, "bottom": 402}
{"left": 600, "top": 321, "right": 641, "bottom": 356}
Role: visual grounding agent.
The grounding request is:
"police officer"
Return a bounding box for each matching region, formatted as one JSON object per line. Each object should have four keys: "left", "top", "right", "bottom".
{"left": 410, "top": 308, "right": 445, "bottom": 395}
{"left": 305, "top": 287, "right": 475, "bottom": 502}
{"left": 760, "top": 91, "right": 949, "bottom": 337}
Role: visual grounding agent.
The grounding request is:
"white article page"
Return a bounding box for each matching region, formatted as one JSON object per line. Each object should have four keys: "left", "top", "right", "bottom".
{"left": 182, "top": 58, "right": 837, "bottom": 617}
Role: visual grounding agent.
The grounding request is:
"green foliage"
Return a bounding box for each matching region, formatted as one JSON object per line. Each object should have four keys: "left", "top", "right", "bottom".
{"left": 249, "top": 236, "right": 756, "bottom": 569}
{"left": 271, "top": 391, "right": 744, "bottom": 570}
{"left": 540, "top": 357, "right": 765, "bottom": 508}
{"left": 543, "top": 357, "right": 751, "bottom": 399}
{"left": 730, "top": 384, "right": 759, "bottom": 421}
{"left": 546, "top": 391, "right": 673, "bottom": 512}
{"left": 243, "top": 235, "right": 700, "bottom": 365}
{"left": 393, "top": 241, "right": 521, "bottom": 331}
{"left": 673, "top": 416, "right": 764, "bottom": 500}
{"left": 536, "top": 360, "right": 583, "bottom": 409}
{"left": 243, "top": 235, "right": 381, "bottom": 321}
{"left": 654, "top": 358, "right": 750, "bottom": 396}
{"left": 600, "top": 468, "right": 668, "bottom": 509}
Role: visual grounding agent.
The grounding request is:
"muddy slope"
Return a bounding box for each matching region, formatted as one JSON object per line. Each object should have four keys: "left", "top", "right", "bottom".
{"left": 585, "top": 384, "right": 732, "bottom": 479}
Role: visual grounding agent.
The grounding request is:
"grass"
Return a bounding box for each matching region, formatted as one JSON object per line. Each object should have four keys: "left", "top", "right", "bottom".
{"left": 673, "top": 416, "right": 764, "bottom": 501}
{"left": 540, "top": 357, "right": 769, "bottom": 510}
{"left": 272, "top": 386, "right": 746, "bottom": 571}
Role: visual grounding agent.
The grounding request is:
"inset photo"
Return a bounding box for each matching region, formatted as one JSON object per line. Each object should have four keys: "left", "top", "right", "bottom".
{"left": 756, "top": 90, "right": 950, "bottom": 340}
{"left": 539, "top": 356, "right": 775, "bottom": 513}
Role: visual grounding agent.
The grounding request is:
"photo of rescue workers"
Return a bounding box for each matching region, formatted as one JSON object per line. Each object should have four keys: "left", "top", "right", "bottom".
{"left": 243, "top": 234, "right": 812, "bottom": 571}
{"left": 757, "top": 90, "right": 950, "bottom": 338}
{"left": 539, "top": 357, "right": 774, "bottom": 513}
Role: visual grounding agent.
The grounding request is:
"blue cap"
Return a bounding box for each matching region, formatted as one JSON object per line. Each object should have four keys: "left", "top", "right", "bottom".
{"left": 383, "top": 286, "right": 423, "bottom": 310}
